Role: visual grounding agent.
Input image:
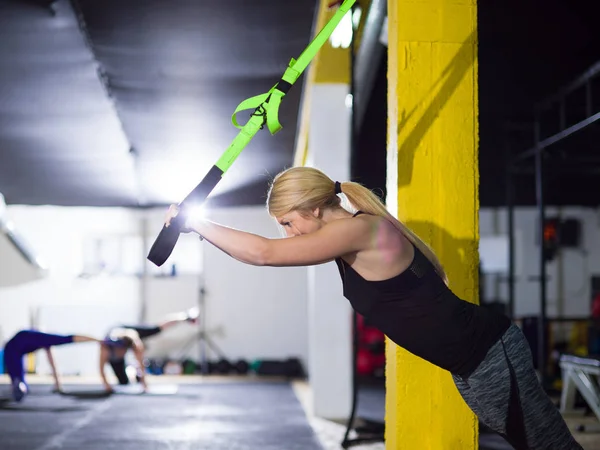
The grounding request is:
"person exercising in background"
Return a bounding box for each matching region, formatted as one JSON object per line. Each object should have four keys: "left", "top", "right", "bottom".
{"left": 99, "top": 308, "right": 199, "bottom": 392}
{"left": 100, "top": 327, "right": 147, "bottom": 393}
{"left": 3, "top": 329, "right": 101, "bottom": 402}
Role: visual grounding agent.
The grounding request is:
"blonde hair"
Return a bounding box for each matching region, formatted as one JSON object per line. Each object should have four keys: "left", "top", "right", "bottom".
{"left": 267, "top": 167, "right": 448, "bottom": 284}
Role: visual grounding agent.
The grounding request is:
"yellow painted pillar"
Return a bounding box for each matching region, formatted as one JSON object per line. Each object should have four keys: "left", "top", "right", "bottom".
{"left": 26, "top": 352, "right": 36, "bottom": 373}
{"left": 386, "top": 0, "right": 479, "bottom": 449}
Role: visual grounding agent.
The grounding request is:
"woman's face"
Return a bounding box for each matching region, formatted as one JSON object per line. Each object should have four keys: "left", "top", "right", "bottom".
{"left": 276, "top": 209, "right": 321, "bottom": 237}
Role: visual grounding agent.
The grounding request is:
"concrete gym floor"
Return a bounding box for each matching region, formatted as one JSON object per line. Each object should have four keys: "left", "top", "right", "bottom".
{"left": 0, "top": 375, "right": 321, "bottom": 450}
{"left": 0, "top": 375, "right": 598, "bottom": 449}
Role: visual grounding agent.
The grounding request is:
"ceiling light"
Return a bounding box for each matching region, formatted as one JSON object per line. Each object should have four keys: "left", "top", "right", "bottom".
{"left": 329, "top": 7, "right": 362, "bottom": 49}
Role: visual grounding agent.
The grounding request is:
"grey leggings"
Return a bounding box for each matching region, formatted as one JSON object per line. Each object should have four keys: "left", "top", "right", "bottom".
{"left": 452, "top": 324, "right": 583, "bottom": 450}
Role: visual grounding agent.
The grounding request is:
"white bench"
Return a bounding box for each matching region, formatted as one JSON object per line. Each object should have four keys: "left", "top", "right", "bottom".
{"left": 559, "top": 354, "right": 600, "bottom": 423}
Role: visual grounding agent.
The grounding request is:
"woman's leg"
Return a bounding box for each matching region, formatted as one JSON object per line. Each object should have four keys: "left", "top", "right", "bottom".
{"left": 3, "top": 339, "right": 27, "bottom": 402}
{"left": 501, "top": 325, "right": 582, "bottom": 449}
{"left": 452, "top": 338, "right": 513, "bottom": 439}
{"left": 125, "top": 308, "right": 199, "bottom": 337}
{"left": 25, "top": 331, "right": 99, "bottom": 347}
{"left": 120, "top": 325, "right": 162, "bottom": 339}
{"left": 109, "top": 358, "right": 130, "bottom": 385}
{"left": 72, "top": 335, "right": 100, "bottom": 343}
{"left": 13, "top": 330, "right": 74, "bottom": 350}
{"left": 453, "top": 324, "right": 583, "bottom": 450}
{"left": 157, "top": 308, "right": 199, "bottom": 329}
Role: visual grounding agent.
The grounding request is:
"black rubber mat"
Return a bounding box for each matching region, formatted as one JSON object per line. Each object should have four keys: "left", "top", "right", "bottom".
{"left": 0, "top": 381, "right": 323, "bottom": 450}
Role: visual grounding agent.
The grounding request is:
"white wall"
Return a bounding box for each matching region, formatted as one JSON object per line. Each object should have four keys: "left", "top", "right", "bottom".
{"left": 480, "top": 206, "right": 600, "bottom": 318}
{"left": 141, "top": 274, "right": 202, "bottom": 362}
{"left": 200, "top": 206, "right": 309, "bottom": 367}
{"left": 304, "top": 83, "right": 353, "bottom": 420}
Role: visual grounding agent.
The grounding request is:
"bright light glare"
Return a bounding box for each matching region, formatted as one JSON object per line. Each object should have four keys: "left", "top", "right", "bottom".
{"left": 345, "top": 93, "right": 353, "bottom": 109}
{"left": 125, "top": 365, "right": 138, "bottom": 382}
{"left": 148, "top": 156, "right": 209, "bottom": 203}
{"left": 186, "top": 204, "right": 206, "bottom": 223}
{"left": 35, "top": 257, "right": 48, "bottom": 271}
{"left": 329, "top": 8, "right": 362, "bottom": 49}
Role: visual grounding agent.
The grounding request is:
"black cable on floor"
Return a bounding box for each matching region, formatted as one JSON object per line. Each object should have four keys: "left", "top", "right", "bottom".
{"left": 341, "top": 6, "right": 385, "bottom": 448}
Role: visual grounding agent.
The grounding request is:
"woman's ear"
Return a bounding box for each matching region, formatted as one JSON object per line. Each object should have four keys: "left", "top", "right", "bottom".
{"left": 312, "top": 207, "right": 321, "bottom": 218}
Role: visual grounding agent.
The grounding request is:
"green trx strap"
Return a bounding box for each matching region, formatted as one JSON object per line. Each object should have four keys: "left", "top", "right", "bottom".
{"left": 148, "top": 0, "right": 356, "bottom": 267}
{"left": 220, "top": 0, "right": 356, "bottom": 172}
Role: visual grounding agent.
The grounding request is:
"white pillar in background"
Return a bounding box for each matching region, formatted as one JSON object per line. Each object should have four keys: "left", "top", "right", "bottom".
{"left": 306, "top": 84, "right": 352, "bottom": 420}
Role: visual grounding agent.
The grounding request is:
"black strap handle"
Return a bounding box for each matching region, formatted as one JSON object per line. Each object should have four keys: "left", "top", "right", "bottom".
{"left": 147, "top": 166, "right": 223, "bottom": 266}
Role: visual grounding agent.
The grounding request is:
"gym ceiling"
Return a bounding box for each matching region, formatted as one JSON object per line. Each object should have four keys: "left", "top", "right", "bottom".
{"left": 0, "top": 0, "right": 316, "bottom": 207}
{"left": 1, "top": 0, "right": 600, "bottom": 208}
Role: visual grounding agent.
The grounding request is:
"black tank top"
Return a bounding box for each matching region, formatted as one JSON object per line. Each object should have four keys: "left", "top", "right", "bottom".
{"left": 335, "top": 212, "right": 511, "bottom": 378}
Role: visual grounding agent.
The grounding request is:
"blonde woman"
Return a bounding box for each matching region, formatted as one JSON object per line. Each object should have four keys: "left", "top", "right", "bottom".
{"left": 164, "top": 166, "right": 581, "bottom": 450}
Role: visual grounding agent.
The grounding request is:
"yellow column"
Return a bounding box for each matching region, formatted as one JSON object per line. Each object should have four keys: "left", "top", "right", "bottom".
{"left": 386, "top": 0, "right": 479, "bottom": 449}
{"left": 26, "top": 352, "right": 36, "bottom": 373}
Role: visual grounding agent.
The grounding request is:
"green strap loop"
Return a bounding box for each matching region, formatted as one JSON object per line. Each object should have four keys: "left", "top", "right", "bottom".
{"left": 231, "top": 90, "right": 272, "bottom": 129}
{"left": 230, "top": 0, "right": 355, "bottom": 136}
